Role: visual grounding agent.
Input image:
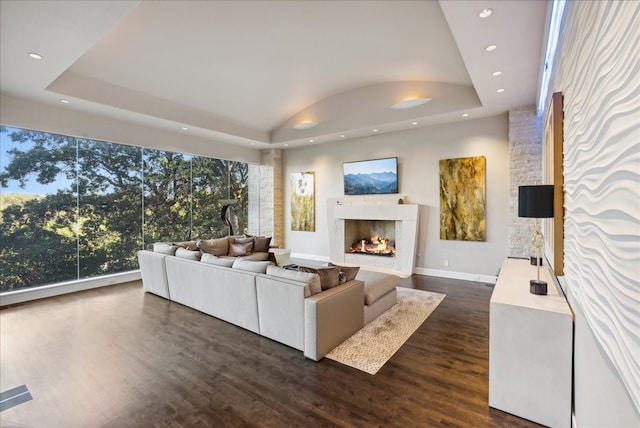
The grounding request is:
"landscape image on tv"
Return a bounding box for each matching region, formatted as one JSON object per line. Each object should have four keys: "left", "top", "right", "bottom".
{"left": 343, "top": 157, "right": 398, "bottom": 195}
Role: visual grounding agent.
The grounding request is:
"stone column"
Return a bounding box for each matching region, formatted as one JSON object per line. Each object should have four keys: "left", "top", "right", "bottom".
{"left": 509, "top": 106, "right": 542, "bottom": 257}
{"left": 260, "top": 149, "right": 284, "bottom": 248}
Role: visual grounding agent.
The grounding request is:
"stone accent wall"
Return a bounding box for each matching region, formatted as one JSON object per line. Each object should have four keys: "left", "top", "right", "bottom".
{"left": 508, "top": 106, "right": 542, "bottom": 257}
{"left": 260, "top": 149, "right": 283, "bottom": 248}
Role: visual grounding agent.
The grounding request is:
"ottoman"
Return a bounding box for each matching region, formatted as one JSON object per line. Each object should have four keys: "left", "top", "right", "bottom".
{"left": 356, "top": 270, "right": 400, "bottom": 324}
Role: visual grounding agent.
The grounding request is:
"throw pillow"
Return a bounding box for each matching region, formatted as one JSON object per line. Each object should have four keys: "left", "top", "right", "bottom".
{"left": 197, "top": 237, "right": 229, "bottom": 256}
{"left": 175, "top": 247, "right": 202, "bottom": 261}
{"left": 230, "top": 242, "right": 253, "bottom": 256}
{"left": 253, "top": 236, "right": 272, "bottom": 253}
{"left": 232, "top": 259, "right": 272, "bottom": 273}
{"left": 299, "top": 266, "right": 340, "bottom": 290}
{"left": 153, "top": 243, "right": 178, "bottom": 255}
{"left": 327, "top": 262, "right": 360, "bottom": 282}
{"left": 201, "top": 253, "right": 235, "bottom": 268}
{"left": 173, "top": 240, "right": 198, "bottom": 251}
{"left": 265, "top": 265, "right": 322, "bottom": 295}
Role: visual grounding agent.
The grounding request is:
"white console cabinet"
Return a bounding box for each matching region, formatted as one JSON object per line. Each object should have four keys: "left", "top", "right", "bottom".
{"left": 489, "top": 258, "right": 572, "bottom": 427}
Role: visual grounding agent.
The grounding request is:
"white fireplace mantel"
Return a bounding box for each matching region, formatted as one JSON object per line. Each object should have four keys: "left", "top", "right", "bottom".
{"left": 326, "top": 198, "right": 420, "bottom": 277}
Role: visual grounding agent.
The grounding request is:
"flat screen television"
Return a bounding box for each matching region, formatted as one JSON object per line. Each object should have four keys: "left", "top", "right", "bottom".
{"left": 343, "top": 157, "right": 398, "bottom": 195}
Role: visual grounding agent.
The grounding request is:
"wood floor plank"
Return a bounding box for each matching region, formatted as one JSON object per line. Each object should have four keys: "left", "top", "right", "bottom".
{"left": 0, "top": 275, "right": 543, "bottom": 427}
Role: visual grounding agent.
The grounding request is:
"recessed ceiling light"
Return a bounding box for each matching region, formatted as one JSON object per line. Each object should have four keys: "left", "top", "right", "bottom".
{"left": 28, "top": 52, "right": 43, "bottom": 60}
{"left": 391, "top": 97, "right": 432, "bottom": 109}
{"left": 181, "top": 126, "right": 188, "bottom": 130}
{"left": 462, "top": 113, "right": 469, "bottom": 117}
{"left": 309, "top": 139, "right": 314, "bottom": 143}
{"left": 497, "top": 88, "right": 505, "bottom": 93}
{"left": 284, "top": 144, "right": 289, "bottom": 147}
{"left": 478, "top": 8, "right": 493, "bottom": 18}
{"left": 340, "top": 134, "right": 345, "bottom": 138}
{"left": 485, "top": 45, "right": 497, "bottom": 52}
{"left": 251, "top": 142, "right": 255, "bottom": 145}
{"left": 59, "top": 99, "right": 69, "bottom": 104}
{"left": 492, "top": 71, "right": 502, "bottom": 76}
{"left": 293, "top": 121, "right": 318, "bottom": 130}
{"left": 373, "top": 129, "right": 379, "bottom": 132}
{"left": 412, "top": 122, "right": 418, "bottom": 125}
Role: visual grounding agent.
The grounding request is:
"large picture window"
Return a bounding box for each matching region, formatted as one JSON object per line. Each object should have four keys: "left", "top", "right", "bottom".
{"left": 0, "top": 126, "right": 250, "bottom": 292}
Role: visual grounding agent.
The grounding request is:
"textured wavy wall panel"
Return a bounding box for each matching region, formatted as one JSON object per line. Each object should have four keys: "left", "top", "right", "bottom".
{"left": 553, "top": 1, "right": 640, "bottom": 411}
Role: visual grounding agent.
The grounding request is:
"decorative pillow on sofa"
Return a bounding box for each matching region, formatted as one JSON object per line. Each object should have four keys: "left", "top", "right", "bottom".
{"left": 252, "top": 236, "right": 272, "bottom": 253}
{"left": 232, "top": 259, "right": 272, "bottom": 273}
{"left": 173, "top": 240, "right": 198, "bottom": 251}
{"left": 175, "top": 247, "right": 202, "bottom": 261}
{"left": 201, "top": 253, "right": 235, "bottom": 267}
{"left": 230, "top": 242, "right": 253, "bottom": 256}
{"left": 299, "top": 266, "right": 340, "bottom": 291}
{"left": 326, "top": 262, "right": 360, "bottom": 283}
{"left": 153, "top": 243, "right": 179, "bottom": 255}
{"left": 265, "top": 265, "right": 322, "bottom": 295}
{"left": 197, "top": 237, "right": 229, "bottom": 256}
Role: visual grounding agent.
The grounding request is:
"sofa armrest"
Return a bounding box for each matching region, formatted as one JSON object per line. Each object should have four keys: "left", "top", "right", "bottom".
{"left": 304, "top": 279, "right": 364, "bottom": 361}
{"left": 137, "top": 250, "right": 171, "bottom": 299}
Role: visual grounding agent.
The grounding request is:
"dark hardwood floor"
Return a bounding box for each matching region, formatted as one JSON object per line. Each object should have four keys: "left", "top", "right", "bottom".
{"left": 0, "top": 275, "right": 543, "bottom": 428}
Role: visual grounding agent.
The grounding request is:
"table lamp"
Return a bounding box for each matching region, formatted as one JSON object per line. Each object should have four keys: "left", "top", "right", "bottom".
{"left": 518, "top": 185, "right": 554, "bottom": 295}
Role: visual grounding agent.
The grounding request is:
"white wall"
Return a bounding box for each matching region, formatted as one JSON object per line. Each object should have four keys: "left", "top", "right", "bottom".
{"left": 283, "top": 114, "right": 510, "bottom": 279}
{"left": 549, "top": 1, "right": 640, "bottom": 426}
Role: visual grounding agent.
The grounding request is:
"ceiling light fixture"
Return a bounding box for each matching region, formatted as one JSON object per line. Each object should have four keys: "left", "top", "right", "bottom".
{"left": 284, "top": 144, "right": 289, "bottom": 147}
{"left": 478, "top": 8, "right": 493, "bottom": 18}
{"left": 391, "top": 97, "right": 432, "bottom": 109}
{"left": 59, "top": 99, "right": 69, "bottom": 104}
{"left": 462, "top": 113, "right": 469, "bottom": 117}
{"left": 181, "top": 126, "right": 188, "bottom": 130}
{"left": 340, "top": 134, "right": 345, "bottom": 138}
{"left": 293, "top": 121, "right": 318, "bottom": 130}
{"left": 373, "top": 129, "right": 379, "bottom": 132}
{"left": 492, "top": 71, "right": 502, "bottom": 76}
{"left": 497, "top": 88, "right": 505, "bottom": 93}
{"left": 485, "top": 45, "right": 497, "bottom": 52}
{"left": 309, "top": 139, "right": 314, "bottom": 143}
{"left": 412, "top": 122, "right": 418, "bottom": 125}
{"left": 28, "top": 52, "right": 43, "bottom": 60}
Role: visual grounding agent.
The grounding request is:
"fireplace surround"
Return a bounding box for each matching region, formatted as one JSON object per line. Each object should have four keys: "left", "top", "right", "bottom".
{"left": 327, "top": 197, "right": 420, "bottom": 277}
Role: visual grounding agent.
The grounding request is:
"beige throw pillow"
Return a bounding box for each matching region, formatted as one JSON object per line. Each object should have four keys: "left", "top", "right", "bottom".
{"left": 201, "top": 253, "right": 235, "bottom": 268}
{"left": 153, "top": 243, "right": 178, "bottom": 255}
{"left": 232, "top": 259, "right": 272, "bottom": 273}
{"left": 327, "top": 262, "right": 360, "bottom": 282}
{"left": 197, "top": 237, "right": 229, "bottom": 256}
{"left": 175, "top": 247, "right": 201, "bottom": 261}
{"left": 265, "top": 265, "right": 322, "bottom": 295}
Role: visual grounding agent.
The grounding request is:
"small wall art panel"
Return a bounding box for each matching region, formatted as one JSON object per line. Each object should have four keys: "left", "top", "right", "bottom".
{"left": 290, "top": 171, "right": 315, "bottom": 232}
{"left": 439, "top": 156, "right": 486, "bottom": 241}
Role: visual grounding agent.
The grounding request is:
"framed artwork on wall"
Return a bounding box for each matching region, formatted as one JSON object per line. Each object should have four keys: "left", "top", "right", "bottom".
{"left": 290, "top": 171, "right": 315, "bottom": 232}
{"left": 439, "top": 156, "right": 486, "bottom": 241}
{"left": 543, "top": 92, "right": 564, "bottom": 276}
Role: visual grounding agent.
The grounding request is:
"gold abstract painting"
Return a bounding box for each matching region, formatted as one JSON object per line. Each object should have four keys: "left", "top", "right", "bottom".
{"left": 291, "top": 172, "right": 315, "bottom": 231}
{"left": 439, "top": 156, "right": 486, "bottom": 241}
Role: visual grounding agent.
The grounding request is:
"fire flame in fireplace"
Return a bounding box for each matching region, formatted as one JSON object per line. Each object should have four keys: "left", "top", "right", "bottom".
{"left": 349, "top": 235, "right": 395, "bottom": 256}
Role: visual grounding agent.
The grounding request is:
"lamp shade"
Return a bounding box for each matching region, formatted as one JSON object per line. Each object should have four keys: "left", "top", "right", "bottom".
{"left": 518, "top": 185, "right": 554, "bottom": 218}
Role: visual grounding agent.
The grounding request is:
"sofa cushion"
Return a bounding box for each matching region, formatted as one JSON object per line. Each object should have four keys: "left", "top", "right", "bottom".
{"left": 327, "top": 262, "right": 360, "bottom": 282}
{"left": 230, "top": 241, "right": 253, "bottom": 256}
{"left": 153, "top": 243, "right": 179, "bottom": 255}
{"left": 238, "top": 252, "right": 270, "bottom": 261}
{"left": 253, "top": 236, "right": 272, "bottom": 253}
{"left": 232, "top": 259, "right": 272, "bottom": 273}
{"left": 299, "top": 266, "right": 340, "bottom": 291}
{"left": 266, "top": 265, "right": 322, "bottom": 295}
{"left": 197, "top": 237, "right": 229, "bottom": 256}
{"left": 201, "top": 253, "right": 235, "bottom": 267}
{"left": 356, "top": 270, "right": 400, "bottom": 306}
{"left": 173, "top": 240, "right": 198, "bottom": 251}
{"left": 175, "top": 247, "right": 202, "bottom": 261}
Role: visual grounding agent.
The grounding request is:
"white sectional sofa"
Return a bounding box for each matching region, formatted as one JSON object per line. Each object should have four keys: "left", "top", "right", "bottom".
{"left": 137, "top": 250, "right": 365, "bottom": 361}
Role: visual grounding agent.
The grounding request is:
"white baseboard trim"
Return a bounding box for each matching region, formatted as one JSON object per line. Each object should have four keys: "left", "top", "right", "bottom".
{"left": 0, "top": 270, "right": 142, "bottom": 306}
{"left": 414, "top": 267, "right": 497, "bottom": 284}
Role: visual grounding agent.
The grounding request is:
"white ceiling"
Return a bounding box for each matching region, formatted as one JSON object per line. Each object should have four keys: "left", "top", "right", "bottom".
{"left": 0, "top": 0, "right": 548, "bottom": 149}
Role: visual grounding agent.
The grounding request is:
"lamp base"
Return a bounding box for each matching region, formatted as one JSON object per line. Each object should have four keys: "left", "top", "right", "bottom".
{"left": 530, "top": 280, "right": 547, "bottom": 295}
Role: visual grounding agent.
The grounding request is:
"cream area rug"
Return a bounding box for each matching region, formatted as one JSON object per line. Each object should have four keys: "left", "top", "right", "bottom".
{"left": 325, "top": 287, "right": 445, "bottom": 375}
